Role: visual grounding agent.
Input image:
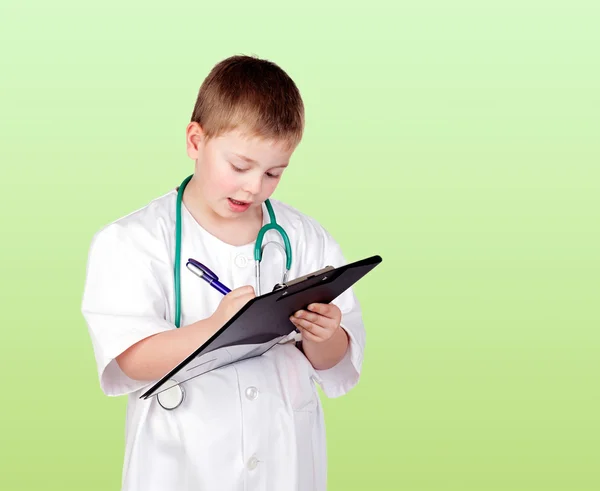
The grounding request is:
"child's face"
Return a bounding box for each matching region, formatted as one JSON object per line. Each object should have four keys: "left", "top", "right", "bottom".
{"left": 187, "top": 123, "right": 295, "bottom": 220}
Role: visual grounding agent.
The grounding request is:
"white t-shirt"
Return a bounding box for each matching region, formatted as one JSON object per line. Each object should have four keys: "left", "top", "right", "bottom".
{"left": 81, "top": 188, "right": 366, "bottom": 491}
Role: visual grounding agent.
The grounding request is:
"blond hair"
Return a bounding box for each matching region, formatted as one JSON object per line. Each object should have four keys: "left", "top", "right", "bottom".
{"left": 190, "top": 55, "right": 305, "bottom": 149}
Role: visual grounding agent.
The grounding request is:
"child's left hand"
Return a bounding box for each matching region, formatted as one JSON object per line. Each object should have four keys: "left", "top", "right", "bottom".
{"left": 290, "top": 303, "right": 342, "bottom": 343}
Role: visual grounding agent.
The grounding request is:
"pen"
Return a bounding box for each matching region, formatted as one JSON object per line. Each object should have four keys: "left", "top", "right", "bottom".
{"left": 186, "top": 258, "right": 232, "bottom": 295}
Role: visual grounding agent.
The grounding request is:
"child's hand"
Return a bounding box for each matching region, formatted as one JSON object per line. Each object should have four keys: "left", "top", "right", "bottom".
{"left": 289, "top": 303, "right": 342, "bottom": 343}
{"left": 211, "top": 286, "right": 256, "bottom": 328}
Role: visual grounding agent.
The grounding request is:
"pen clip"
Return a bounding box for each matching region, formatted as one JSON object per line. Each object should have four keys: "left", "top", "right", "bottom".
{"left": 186, "top": 258, "right": 218, "bottom": 281}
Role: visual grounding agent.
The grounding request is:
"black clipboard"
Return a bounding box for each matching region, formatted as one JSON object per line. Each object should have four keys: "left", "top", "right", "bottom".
{"left": 140, "top": 254, "right": 382, "bottom": 400}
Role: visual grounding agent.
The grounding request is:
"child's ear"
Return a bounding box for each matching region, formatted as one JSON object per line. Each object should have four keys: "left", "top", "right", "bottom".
{"left": 186, "top": 122, "right": 205, "bottom": 159}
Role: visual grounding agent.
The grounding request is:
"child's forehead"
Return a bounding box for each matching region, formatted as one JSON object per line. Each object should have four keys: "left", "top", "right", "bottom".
{"left": 215, "top": 128, "right": 295, "bottom": 155}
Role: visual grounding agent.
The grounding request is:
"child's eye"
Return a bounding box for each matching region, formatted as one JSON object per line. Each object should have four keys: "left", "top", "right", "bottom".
{"left": 266, "top": 172, "right": 281, "bottom": 179}
{"left": 230, "top": 163, "right": 247, "bottom": 173}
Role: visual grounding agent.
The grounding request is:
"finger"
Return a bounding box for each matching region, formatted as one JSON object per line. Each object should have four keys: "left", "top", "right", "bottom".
{"left": 235, "top": 293, "right": 256, "bottom": 307}
{"left": 294, "top": 310, "right": 336, "bottom": 329}
{"left": 297, "top": 326, "right": 321, "bottom": 343}
{"left": 229, "top": 285, "right": 255, "bottom": 299}
{"left": 306, "top": 303, "right": 331, "bottom": 315}
{"left": 291, "top": 317, "right": 329, "bottom": 339}
{"left": 293, "top": 310, "right": 319, "bottom": 323}
{"left": 307, "top": 303, "right": 340, "bottom": 322}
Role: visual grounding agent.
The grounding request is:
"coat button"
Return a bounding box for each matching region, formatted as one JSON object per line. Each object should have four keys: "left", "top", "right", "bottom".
{"left": 245, "top": 386, "right": 258, "bottom": 400}
{"left": 235, "top": 254, "right": 248, "bottom": 268}
{"left": 247, "top": 455, "right": 259, "bottom": 470}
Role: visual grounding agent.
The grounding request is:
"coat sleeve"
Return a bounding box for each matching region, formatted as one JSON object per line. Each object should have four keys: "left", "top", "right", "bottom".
{"left": 81, "top": 223, "right": 173, "bottom": 397}
{"left": 309, "top": 227, "right": 366, "bottom": 398}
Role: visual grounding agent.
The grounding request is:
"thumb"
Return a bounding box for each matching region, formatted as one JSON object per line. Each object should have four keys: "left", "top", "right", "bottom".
{"left": 229, "top": 285, "right": 255, "bottom": 298}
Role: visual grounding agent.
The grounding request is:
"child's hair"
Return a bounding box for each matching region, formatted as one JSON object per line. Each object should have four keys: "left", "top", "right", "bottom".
{"left": 190, "top": 55, "right": 305, "bottom": 150}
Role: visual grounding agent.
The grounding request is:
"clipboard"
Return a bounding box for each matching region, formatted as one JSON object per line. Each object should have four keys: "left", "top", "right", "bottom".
{"left": 140, "top": 254, "right": 382, "bottom": 400}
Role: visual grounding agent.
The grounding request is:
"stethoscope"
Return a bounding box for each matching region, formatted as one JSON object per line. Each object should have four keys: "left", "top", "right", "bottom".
{"left": 156, "top": 174, "right": 293, "bottom": 410}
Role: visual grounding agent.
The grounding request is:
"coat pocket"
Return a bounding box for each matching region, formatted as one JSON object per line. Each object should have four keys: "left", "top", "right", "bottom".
{"left": 293, "top": 401, "right": 318, "bottom": 490}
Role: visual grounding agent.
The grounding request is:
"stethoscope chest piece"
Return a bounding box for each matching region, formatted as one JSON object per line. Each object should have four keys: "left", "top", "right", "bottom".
{"left": 156, "top": 379, "right": 185, "bottom": 410}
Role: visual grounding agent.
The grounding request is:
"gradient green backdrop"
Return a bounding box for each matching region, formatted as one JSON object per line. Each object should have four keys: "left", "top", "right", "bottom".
{"left": 1, "top": 1, "right": 598, "bottom": 490}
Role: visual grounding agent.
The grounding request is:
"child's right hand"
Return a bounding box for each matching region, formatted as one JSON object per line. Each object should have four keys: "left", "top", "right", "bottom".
{"left": 210, "top": 285, "right": 256, "bottom": 329}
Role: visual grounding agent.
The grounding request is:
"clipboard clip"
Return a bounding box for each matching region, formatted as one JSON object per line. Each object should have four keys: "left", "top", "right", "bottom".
{"left": 271, "top": 265, "right": 335, "bottom": 292}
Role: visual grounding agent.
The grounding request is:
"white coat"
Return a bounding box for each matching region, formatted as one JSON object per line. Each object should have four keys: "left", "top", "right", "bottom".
{"left": 81, "top": 188, "right": 366, "bottom": 491}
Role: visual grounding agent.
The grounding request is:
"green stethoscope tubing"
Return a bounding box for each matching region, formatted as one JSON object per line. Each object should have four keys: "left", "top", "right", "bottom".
{"left": 174, "top": 174, "right": 292, "bottom": 327}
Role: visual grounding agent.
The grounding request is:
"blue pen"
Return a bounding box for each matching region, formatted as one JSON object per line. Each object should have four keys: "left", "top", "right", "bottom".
{"left": 186, "top": 258, "right": 232, "bottom": 295}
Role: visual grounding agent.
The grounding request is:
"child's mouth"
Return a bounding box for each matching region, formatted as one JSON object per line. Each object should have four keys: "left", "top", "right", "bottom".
{"left": 228, "top": 198, "right": 251, "bottom": 212}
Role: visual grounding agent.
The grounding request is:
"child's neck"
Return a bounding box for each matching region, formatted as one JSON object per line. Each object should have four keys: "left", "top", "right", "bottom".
{"left": 182, "top": 186, "right": 262, "bottom": 247}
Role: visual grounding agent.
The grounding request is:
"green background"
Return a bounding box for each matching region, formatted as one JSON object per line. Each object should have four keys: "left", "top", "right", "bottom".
{"left": 1, "top": 1, "right": 598, "bottom": 490}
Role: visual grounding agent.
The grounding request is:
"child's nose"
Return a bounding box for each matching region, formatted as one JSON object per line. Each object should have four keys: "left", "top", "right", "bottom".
{"left": 243, "top": 176, "right": 262, "bottom": 195}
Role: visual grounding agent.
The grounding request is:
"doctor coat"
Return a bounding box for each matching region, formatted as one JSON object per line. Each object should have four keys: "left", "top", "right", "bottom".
{"left": 81, "top": 189, "right": 366, "bottom": 491}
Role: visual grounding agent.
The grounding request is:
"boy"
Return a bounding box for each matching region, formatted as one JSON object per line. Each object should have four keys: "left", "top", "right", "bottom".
{"left": 81, "top": 55, "right": 366, "bottom": 491}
